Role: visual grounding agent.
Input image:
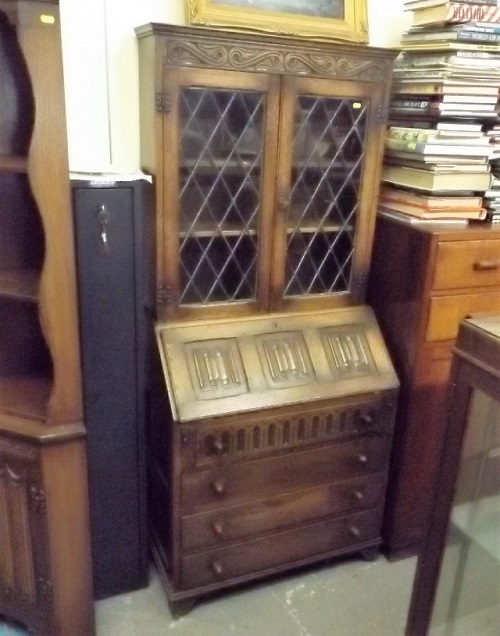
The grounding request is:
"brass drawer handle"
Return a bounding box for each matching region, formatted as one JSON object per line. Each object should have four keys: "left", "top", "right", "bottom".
{"left": 213, "top": 439, "right": 224, "bottom": 455}
{"left": 211, "top": 560, "right": 224, "bottom": 577}
{"left": 361, "top": 414, "right": 373, "bottom": 427}
{"left": 212, "top": 479, "right": 226, "bottom": 495}
{"left": 357, "top": 453, "right": 368, "bottom": 465}
{"left": 473, "top": 260, "right": 500, "bottom": 271}
{"left": 350, "top": 526, "right": 361, "bottom": 539}
{"left": 212, "top": 521, "right": 224, "bottom": 536}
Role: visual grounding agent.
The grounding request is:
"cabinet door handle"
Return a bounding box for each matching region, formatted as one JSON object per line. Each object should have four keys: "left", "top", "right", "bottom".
{"left": 473, "top": 260, "right": 500, "bottom": 271}
{"left": 212, "top": 479, "right": 226, "bottom": 495}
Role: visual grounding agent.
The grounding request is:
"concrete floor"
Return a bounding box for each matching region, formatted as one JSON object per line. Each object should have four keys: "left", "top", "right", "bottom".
{"left": 2, "top": 548, "right": 498, "bottom": 634}
{"left": 95, "top": 555, "right": 417, "bottom": 636}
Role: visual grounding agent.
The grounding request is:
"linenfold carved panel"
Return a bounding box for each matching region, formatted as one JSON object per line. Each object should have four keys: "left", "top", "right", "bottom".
{"left": 165, "top": 39, "right": 388, "bottom": 82}
{"left": 186, "top": 338, "right": 248, "bottom": 400}
{"left": 320, "top": 325, "right": 376, "bottom": 378}
{"left": 257, "top": 331, "right": 315, "bottom": 388}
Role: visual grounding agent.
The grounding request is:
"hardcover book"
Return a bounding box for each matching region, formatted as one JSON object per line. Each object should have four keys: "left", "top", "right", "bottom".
{"left": 382, "top": 164, "right": 492, "bottom": 191}
{"left": 412, "top": 3, "right": 500, "bottom": 27}
{"left": 377, "top": 207, "right": 468, "bottom": 225}
{"left": 385, "top": 138, "right": 493, "bottom": 156}
{"left": 380, "top": 185, "right": 484, "bottom": 208}
{"left": 378, "top": 201, "right": 486, "bottom": 219}
{"left": 404, "top": 0, "right": 498, "bottom": 10}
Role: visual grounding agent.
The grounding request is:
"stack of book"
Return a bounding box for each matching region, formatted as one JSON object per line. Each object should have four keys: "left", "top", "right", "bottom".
{"left": 484, "top": 122, "right": 500, "bottom": 219}
{"left": 393, "top": 0, "right": 500, "bottom": 121}
{"left": 380, "top": 0, "right": 500, "bottom": 224}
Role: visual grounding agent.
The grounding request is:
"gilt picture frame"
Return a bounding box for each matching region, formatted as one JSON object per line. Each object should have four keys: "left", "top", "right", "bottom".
{"left": 185, "top": 0, "right": 369, "bottom": 44}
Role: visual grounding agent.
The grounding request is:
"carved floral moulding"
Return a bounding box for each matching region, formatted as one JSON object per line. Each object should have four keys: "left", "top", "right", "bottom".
{"left": 164, "top": 37, "right": 392, "bottom": 83}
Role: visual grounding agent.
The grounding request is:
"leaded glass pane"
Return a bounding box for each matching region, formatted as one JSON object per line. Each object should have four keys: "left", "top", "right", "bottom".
{"left": 285, "top": 96, "right": 368, "bottom": 298}
{"left": 178, "top": 87, "right": 264, "bottom": 305}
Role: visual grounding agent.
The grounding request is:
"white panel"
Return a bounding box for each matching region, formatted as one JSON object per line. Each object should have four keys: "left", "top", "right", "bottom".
{"left": 60, "top": 0, "right": 111, "bottom": 170}
{"left": 104, "top": 0, "right": 185, "bottom": 169}
{"left": 60, "top": 0, "right": 407, "bottom": 171}
{"left": 368, "top": 0, "right": 410, "bottom": 47}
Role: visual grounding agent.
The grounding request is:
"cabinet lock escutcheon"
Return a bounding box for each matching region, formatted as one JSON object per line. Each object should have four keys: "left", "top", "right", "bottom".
{"left": 97, "top": 205, "right": 110, "bottom": 253}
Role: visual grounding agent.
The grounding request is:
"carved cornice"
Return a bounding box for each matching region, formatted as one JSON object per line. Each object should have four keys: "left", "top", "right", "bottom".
{"left": 165, "top": 38, "right": 390, "bottom": 82}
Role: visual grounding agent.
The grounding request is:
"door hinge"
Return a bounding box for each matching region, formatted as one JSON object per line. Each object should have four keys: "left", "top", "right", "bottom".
{"left": 157, "top": 285, "right": 172, "bottom": 304}
{"left": 155, "top": 90, "right": 171, "bottom": 113}
{"left": 376, "top": 105, "right": 389, "bottom": 124}
{"left": 356, "top": 273, "right": 369, "bottom": 297}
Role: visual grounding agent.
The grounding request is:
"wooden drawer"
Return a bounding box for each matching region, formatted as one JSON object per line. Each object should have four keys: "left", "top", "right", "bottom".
{"left": 433, "top": 240, "right": 500, "bottom": 291}
{"left": 181, "top": 508, "right": 382, "bottom": 589}
{"left": 181, "top": 397, "right": 393, "bottom": 470}
{"left": 181, "top": 435, "right": 389, "bottom": 512}
{"left": 426, "top": 292, "right": 500, "bottom": 342}
{"left": 181, "top": 473, "right": 387, "bottom": 551}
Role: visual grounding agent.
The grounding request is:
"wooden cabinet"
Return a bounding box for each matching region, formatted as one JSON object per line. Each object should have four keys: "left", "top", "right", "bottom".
{"left": 136, "top": 24, "right": 396, "bottom": 321}
{"left": 136, "top": 23, "right": 398, "bottom": 610}
{"left": 368, "top": 215, "right": 500, "bottom": 559}
{"left": 0, "top": 2, "right": 94, "bottom": 634}
{"left": 149, "top": 307, "right": 398, "bottom": 610}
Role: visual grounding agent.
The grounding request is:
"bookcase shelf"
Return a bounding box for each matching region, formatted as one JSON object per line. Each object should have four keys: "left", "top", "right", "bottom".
{"left": 0, "top": 268, "right": 39, "bottom": 301}
{"left": 0, "top": 155, "right": 28, "bottom": 172}
{"left": 0, "top": 374, "right": 51, "bottom": 422}
{"left": 0, "top": 3, "right": 94, "bottom": 634}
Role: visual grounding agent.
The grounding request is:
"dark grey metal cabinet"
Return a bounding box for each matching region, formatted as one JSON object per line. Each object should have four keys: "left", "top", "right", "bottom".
{"left": 72, "top": 175, "right": 152, "bottom": 599}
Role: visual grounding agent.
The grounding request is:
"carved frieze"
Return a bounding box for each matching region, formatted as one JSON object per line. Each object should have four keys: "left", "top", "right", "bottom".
{"left": 165, "top": 38, "right": 389, "bottom": 82}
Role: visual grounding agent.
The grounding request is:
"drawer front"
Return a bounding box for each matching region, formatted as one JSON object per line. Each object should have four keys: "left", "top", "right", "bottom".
{"left": 181, "top": 435, "right": 389, "bottom": 511}
{"left": 182, "top": 473, "right": 387, "bottom": 551}
{"left": 433, "top": 240, "right": 500, "bottom": 291}
{"left": 181, "top": 508, "right": 382, "bottom": 589}
{"left": 426, "top": 292, "right": 500, "bottom": 342}
{"left": 180, "top": 396, "right": 395, "bottom": 470}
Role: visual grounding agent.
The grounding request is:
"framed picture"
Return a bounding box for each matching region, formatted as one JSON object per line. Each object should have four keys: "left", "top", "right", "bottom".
{"left": 185, "top": 0, "right": 369, "bottom": 44}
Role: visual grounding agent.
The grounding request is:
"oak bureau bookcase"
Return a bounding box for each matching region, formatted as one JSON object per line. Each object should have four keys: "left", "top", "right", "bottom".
{"left": 136, "top": 23, "right": 398, "bottom": 612}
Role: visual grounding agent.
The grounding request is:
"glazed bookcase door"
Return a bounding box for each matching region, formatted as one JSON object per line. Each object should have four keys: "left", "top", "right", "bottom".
{"left": 161, "top": 66, "right": 281, "bottom": 320}
{"left": 271, "top": 76, "right": 386, "bottom": 312}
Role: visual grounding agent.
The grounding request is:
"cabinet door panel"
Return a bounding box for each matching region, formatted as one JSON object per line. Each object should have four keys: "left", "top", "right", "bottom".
{"left": 162, "top": 67, "right": 281, "bottom": 319}
{"left": 272, "top": 76, "right": 387, "bottom": 311}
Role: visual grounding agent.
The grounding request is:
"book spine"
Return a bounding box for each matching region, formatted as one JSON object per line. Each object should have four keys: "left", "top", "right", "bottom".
{"left": 440, "top": 5, "right": 500, "bottom": 23}
{"left": 389, "top": 129, "right": 438, "bottom": 142}
{"left": 460, "top": 22, "right": 500, "bottom": 34}
{"left": 405, "top": 0, "right": 498, "bottom": 6}
{"left": 390, "top": 98, "right": 435, "bottom": 109}
{"left": 456, "top": 30, "right": 500, "bottom": 42}
{"left": 385, "top": 138, "right": 433, "bottom": 153}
